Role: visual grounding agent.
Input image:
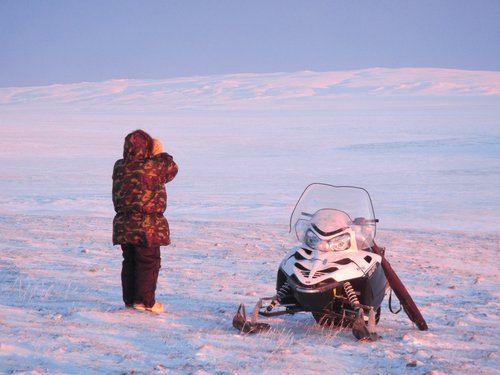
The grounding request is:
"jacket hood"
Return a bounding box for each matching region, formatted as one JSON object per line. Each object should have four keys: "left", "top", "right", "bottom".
{"left": 123, "top": 130, "right": 153, "bottom": 161}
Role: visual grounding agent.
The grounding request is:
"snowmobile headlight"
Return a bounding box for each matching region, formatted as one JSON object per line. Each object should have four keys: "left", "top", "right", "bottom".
{"left": 305, "top": 229, "right": 351, "bottom": 252}
{"left": 305, "top": 229, "right": 321, "bottom": 249}
{"left": 326, "top": 233, "right": 351, "bottom": 251}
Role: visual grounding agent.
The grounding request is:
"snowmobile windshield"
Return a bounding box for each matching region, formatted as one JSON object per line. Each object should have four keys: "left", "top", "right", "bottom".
{"left": 290, "top": 184, "right": 377, "bottom": 249}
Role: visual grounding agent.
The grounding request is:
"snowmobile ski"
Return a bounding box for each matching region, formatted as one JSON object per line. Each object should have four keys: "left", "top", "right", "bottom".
{"left": 232, "top": 302, "right": 271, "bottom": 334}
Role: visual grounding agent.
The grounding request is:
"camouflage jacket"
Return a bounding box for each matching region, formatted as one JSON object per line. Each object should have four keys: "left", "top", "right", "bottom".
{"left": 112, "top": 130, "right": 178, "bottom": 246}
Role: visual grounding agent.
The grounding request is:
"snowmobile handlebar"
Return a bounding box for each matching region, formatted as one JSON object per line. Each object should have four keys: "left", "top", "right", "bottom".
{"left": 353, "top": 217, "right": 379, "bottom": 225}
{"left": 300, "top": 213, "right": 378, "bottom": 225}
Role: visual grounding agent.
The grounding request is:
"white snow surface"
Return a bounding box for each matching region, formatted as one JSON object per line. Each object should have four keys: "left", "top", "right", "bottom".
{"left": 0, "top": 68, "right": 499, "bottom": 374}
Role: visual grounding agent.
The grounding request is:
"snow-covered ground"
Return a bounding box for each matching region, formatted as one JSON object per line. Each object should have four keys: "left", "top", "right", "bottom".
{"left": 0, "top": 68, "right": 499, "bottom": 374}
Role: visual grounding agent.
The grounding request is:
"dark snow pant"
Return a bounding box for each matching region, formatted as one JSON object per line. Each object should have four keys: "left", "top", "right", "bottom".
{"left": 121, "top": 244, "right": 161, "bottom": 308}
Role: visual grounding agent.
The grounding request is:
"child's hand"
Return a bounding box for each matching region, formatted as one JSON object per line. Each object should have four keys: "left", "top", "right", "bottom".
{"left": 152, "top": 139, "right": 163, "bottom": 155}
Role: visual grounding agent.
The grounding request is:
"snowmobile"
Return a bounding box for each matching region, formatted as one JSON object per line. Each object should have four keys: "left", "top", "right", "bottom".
{"left": 233, "top": 183, "right": 428, "bottom": 341}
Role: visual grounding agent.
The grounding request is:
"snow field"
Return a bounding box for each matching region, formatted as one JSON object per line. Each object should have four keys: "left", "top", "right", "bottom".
{"left": 0, "top": 214, "right": 498, "bottom": 374}
{"left": 1, "top": 68, "right": 499, "bottom": 373}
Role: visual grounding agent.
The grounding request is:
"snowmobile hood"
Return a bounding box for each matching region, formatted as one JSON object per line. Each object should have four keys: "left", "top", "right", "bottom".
{"left": 123, "top": 129, "right": 153, "bottom": 161}
{"left": 311, "top": 209, "right": 350, "bottom": 236}
{"left": 281, "top": 246, "right": 382, "bottom": 285}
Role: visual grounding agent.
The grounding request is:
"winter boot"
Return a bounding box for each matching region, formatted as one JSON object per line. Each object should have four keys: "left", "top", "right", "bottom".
{"left": 133, "top": 301, "right": 165, "bottom": 313}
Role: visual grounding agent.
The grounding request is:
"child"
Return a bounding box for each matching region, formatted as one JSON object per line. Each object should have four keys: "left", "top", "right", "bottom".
{"left": 112, "top": 130, "right": 178, "bottom": 313}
